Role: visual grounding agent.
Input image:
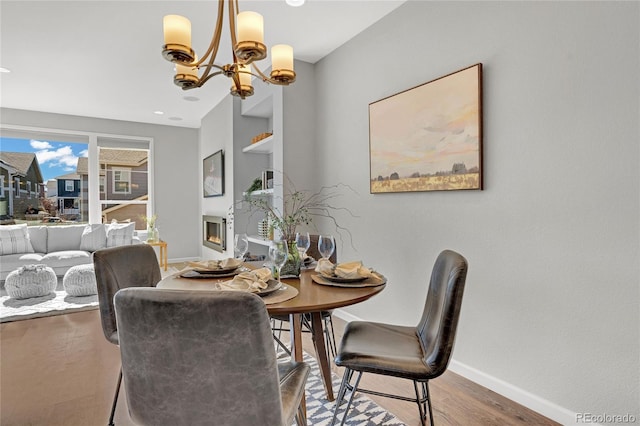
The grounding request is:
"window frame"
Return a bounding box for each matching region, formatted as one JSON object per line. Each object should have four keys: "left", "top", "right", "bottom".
{"left": 112, "top": 167, "right": 132, "bottom": 194}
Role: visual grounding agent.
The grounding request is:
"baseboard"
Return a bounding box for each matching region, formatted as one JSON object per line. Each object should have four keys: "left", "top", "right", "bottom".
{"left": 332, "top": 309, "right": 584, "bottom": 426}
{"left": 167, "top": 256, "right": 199, "bottom": 264}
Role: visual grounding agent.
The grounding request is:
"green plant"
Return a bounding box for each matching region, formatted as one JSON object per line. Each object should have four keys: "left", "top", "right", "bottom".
{"left": 242, "top": 179, "right": 356, "bottom": 245}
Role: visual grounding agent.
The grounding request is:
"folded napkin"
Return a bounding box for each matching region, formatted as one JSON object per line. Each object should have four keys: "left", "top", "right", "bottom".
{"left": 315, "top": 259, "right": 374, "bottom": 279}
{"left": 188, "top": 258, "right": 242, "bottom": 270}
{"left": 218, "top": 268, "right": 272, "bottom": 293}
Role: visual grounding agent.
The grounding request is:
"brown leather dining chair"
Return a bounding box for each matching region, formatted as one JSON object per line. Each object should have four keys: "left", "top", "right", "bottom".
{"left": 114, "top": 288, "right": 311, "bottom": 426}
{"left": 330, "top": 249, "right": 468, "bottom": 426}
{"left": 271, "top": 234, "right": 338, "bottom": 359}
{"left": 93, "top": 244, "right": 162, "bottom": 426}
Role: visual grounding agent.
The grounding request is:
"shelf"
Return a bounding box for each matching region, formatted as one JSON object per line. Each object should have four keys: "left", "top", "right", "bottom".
{"left": 242, "top": 135, "right": 274, "bottom": 154}
{"left": 243, "top": 188, "right": 273, "bottom": 197}
{"left": 247, "top": 235, "right": 272, "bottom": 246}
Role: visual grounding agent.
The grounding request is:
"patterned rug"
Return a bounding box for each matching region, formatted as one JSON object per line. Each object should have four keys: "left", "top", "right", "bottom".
{"left": 295, "top": 352, "right": 406, "bottom": 425}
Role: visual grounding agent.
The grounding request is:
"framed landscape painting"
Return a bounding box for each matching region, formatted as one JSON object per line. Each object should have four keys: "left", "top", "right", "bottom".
{"left": 369, "top": 63, "right": 483, "bottom": 194}
{"left": 203, "top": 149, "right": 224, "bottom": 197}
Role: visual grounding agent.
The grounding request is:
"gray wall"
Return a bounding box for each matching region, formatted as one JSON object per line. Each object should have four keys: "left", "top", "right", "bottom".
{"left": 313, "top": 1, "right": 639, "bottom": 422}
{"left": 0, "top": 108, "right": 201, "bottom": 261}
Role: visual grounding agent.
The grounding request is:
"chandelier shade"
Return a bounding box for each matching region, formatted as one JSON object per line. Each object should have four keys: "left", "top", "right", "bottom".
{"left": 162, "top": 0, "right": 296, "bottom": 99}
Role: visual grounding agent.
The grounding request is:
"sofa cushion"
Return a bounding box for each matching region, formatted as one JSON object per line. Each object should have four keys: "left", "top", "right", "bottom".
{"left": 41, "top": 250, "right": 92, "bottom": 269}
{"left": 80, "top": 224, "right": 107, "bottom": 251}
{"left": 0, "top": 224, "right": 35, "bottom": 255}
{"left": 47, "top": 225, "right": 85, "bottom": 252}
{"left": 106, "top": 222, "right": 135, "bottom": 247}
{"left": 27, "top": 226, "right": 48, "bottom": 253}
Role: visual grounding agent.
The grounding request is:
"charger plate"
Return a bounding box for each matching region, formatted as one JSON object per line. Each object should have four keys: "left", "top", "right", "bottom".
{"left": 311, "top": 273, "right": 386, "bottom": 288}
{"left": 180, "top": 269, "right": 240, "bottom": 279}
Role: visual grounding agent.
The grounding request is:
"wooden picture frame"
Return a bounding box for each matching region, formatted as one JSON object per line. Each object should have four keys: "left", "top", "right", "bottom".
{"left": 369, "top": 63, "right": 483, "bottom": 193}
{"left": 203, "top": 149, "right": 224, "bottom": 197}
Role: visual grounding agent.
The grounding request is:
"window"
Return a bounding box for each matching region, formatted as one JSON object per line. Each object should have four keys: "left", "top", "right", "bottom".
{"left": 14, "top": 177, "right": 20, "bottom": 198}
{"left": 99, "top": 176, "right": 105, "bottom": 194}
{"left": 65, "top": 180, "right": 74, "bottom": 192}
{"left": 112, "top": 168, "right": 131, "bottom": 194}
{"left": 0, "top": 176, "right": 4, "bottom": 197}
{"left": 27, "top": 180, "right": 31, "bottom": 197}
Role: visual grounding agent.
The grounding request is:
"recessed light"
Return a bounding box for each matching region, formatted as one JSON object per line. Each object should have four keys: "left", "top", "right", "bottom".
{"left": 0, "top": 67, "right": 11, "bottom": 73}
{"left": 168, "top": 116, "right": 183, "bottom": 121}
{"left": 183, "top": 96, "right": 200, "bottom": 102}
{"left": 153, "top": 111, "right": 164, "bottom": 115}
{"left": 286, "top": 0, "right": 305, "bottom": 6}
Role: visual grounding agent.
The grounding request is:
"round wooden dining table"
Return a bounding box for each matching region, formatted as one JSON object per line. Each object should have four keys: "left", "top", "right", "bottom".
{"left": 156, "top": 266, "right": 386, "bottom": 402}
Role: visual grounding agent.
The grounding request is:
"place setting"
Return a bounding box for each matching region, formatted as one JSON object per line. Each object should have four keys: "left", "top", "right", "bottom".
{"left": 309, "top": 235, "right": 387, "bottom": 288}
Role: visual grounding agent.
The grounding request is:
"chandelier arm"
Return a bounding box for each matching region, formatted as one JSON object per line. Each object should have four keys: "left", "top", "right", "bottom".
{"left": 197, "top": 69, "right": 226, "bottom": 87}
{"left": 251, "top": 62, "right": 274, "bottom": 84}
{"left": 229, "top": 0, "right": 239, "bottom": 49}
{"left": 195, "top": 0, "right": 225, "bottom": 81}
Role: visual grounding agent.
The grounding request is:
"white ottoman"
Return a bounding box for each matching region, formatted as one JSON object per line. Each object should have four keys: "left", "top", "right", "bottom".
{"left": 5, "top": 264, "right": 57, "bottom": 299}
{"left": 63, "top": 264, "right": 97, "bottom": 296}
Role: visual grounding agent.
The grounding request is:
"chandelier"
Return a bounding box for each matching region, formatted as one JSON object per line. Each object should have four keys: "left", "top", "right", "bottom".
{"left": 162, "top": 0, "right": 296, "bottom": 99}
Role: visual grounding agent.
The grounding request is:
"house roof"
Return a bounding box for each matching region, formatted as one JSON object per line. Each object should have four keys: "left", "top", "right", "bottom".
{"left": 0, "top": 152, "right": 44, "bottom": 182}
{"left": 55, "top": 172, "right": 80, "bottom": 180}
{"left": 76, "top": 149, "right": 148, "bottom": 174}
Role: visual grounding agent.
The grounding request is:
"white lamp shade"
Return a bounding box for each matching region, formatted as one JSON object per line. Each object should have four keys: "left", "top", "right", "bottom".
{"left": 238, "top": 64, "right": 252, "bottom": 87}
{"left": 271, "top": 44, "right": 294, "bottom": 72}
{"left": 237, "top": 11, "right": 264, "bottom": 44}
{"left": 163, "top": 15, "right": 192, "bottom": 49}
{"left": 176, "top": 62, "right": 198, "bottom": 78}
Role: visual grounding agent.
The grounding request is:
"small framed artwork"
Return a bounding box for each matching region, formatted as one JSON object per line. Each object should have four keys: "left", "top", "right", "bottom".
{"left": 203, "top": 149, "right": 224, "bottom": 197}
{"left": 369, "top": 63, "right": 483, "bottom": 194}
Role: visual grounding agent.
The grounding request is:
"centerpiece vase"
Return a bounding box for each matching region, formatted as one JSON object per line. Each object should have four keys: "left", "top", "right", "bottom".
{"left": 279, "top": 240, "right": 301, "bottom": 277}
{"left": 147, "top": 225, "right": 159, "bottom": 243}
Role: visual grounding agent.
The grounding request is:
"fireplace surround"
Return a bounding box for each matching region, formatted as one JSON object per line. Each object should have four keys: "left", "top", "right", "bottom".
{"left": 203, "top": 215, "right": 226, "bottom": 252}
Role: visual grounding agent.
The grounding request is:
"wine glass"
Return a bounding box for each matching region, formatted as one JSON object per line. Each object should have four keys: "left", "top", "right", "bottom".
{"left": 234, "top": 233, "right": 249, "bottom": 260}
{"left": 318, "top": 235, "right": 335, "bottom": 260}
{"left": 295, "top": 232, "right": 310, "bottom": 258}
{"left": 269, "top": 239, "right": 288, "bottom": 283}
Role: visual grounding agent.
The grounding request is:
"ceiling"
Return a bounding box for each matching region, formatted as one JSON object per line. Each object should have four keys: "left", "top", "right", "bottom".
{"left": 0, "top": 0, "right": 405, "bottom": 128}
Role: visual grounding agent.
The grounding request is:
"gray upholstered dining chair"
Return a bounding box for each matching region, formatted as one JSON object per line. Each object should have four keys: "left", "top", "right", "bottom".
{"left": 271, "top": 234, "right": 338, "bottom": 359}
{"left": 114, "top": 288, "right": 311, "bottom": 426}
{"left": 330, "top": 249, "right": 468, "bottom": 426}
{"left": 93, "top": 244, "right": 162, "bottom": 426}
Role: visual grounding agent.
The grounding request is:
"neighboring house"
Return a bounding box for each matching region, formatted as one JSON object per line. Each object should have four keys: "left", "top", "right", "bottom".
{"left": 54, "top": 172, "right": 81, "bottom": 220}
{"left": 0, "top": 152, "right": 44, "bottom": 218}
{"left": 76, "top": 148, "right": 149, "bottom": 228}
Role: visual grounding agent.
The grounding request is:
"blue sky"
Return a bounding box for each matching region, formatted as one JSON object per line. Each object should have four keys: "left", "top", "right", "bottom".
{"left": 0, "top": 137, "right": 88, "bottom": 181}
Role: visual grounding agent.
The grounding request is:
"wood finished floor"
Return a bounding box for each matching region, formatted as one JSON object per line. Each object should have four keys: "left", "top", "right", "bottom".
{"left": 1, "top": 307, "right": 560, "bottom": 425}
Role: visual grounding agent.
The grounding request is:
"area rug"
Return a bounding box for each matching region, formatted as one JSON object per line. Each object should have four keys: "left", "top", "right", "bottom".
{"left": 0, "top": 278, "right": 98, "bottom": 323}
{"left": 294, "top": 352, "right": 406, "bottom": 426}
{"left": 0, "top": 266, "right": 181, "bottom": 323}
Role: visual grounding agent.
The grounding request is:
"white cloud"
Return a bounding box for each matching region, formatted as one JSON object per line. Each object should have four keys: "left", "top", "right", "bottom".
{"left": 34, "top": 145, "right": 79, "bottom": 169}
{"left": 30, "top": 140, "right": 52, "bottom": 150}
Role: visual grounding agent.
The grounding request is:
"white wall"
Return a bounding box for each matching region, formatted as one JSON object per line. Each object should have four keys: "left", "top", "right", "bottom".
{"left": 312, "top": 1, "right": 639, "bottom": 423}
{"left": 0, "top": 108, "right": 201, "bottom": 262}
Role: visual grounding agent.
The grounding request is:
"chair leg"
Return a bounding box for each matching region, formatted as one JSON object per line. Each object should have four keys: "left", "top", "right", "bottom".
{"left": 323, "top": 314, "right": 337, "bottom": 359}
{"left": 108, "top": 368, "right": 122, "bottom": 426}
{"left": 425, "top": 381, "right": 435, "bottom": 426}
{"left": 413, "top": 381, "right": 434, "bottom": 426}
{"left": 330, "top": 369, "right": 363, "bottom": 426}
{"left": 295, "top": 400, "right": 308, "bottom": 426}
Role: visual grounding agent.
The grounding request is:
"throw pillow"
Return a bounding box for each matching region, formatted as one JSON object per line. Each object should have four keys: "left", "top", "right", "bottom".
{"left": 80, "top": 224, "right": 107, "bottom": 251}
{"left": 106, "top": 222, "right": 135, "bottom": 247}
{"left": 0, "top": 223, "right": 35, "bottom": 255}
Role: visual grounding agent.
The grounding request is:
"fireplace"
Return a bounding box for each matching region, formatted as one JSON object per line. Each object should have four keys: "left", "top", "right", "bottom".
{"left": 203, "top": 215, "right": 226, "bottom": 252}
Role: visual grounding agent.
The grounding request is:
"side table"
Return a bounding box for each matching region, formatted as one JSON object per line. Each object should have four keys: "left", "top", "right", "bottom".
{"left": 145, "top": 240, "right": 168, "bottom": 271}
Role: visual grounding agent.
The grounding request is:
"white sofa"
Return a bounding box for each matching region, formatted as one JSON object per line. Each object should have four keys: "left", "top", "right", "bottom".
{"left": 0, "top": 223, "right": 141, "bottom": 281}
